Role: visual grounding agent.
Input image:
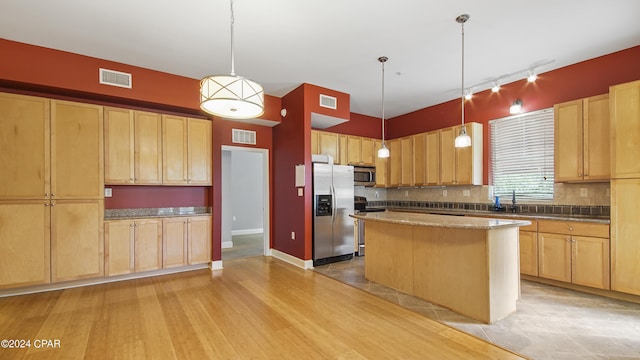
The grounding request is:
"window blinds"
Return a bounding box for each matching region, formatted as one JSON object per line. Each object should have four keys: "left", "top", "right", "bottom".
{"left": 489, "top": 108, "right": 554, "bottom": 201}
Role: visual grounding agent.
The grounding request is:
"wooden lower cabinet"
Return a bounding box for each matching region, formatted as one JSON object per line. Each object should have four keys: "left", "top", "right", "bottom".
{"left": 163, "top": 217, "right": 188, "bottom": 268}
{"left": 188, "top": 216, "right": 212, "bottom": 265}
{"left": 538, "top": 220, "right": 610, "bottom": 290}
{"left": 0, "top": 201, "right": 51, "bottom": 289}
{"left": 519, "top": 230, "right": 538, "bottom": 276}
{"left": 611, "top": 178, "right": 640, "bottom": 295}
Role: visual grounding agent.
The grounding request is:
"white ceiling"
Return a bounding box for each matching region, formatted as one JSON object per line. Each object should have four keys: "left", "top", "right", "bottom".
{"left": 1, "top": 0, "right": 639, "bottom": 119}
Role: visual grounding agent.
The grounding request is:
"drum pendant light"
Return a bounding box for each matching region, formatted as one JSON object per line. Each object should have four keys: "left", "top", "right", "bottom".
{"left": 377, "top": 56, "right": 390, "bottom": 158}
{"left": 200, "top": 0, "right": 264, "bottom": 119}
{"left": 454, "top": 14, "right": 472, "bottom": 148}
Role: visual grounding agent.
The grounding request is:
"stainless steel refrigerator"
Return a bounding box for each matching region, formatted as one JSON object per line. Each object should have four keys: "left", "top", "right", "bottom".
{"left": 312, "top": 162, "right": 354, "bottom": 266}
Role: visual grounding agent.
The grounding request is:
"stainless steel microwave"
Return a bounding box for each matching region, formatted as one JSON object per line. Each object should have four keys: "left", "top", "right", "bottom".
{"left": 353, "top": 165, "right": 376, "bottom": 186}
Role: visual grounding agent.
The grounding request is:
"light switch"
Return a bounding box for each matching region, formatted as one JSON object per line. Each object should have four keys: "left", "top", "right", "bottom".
{"left": 298, "top": 188, "right": 304, "bottom": 196}
{"left": 104, "top": 188, "right": 112, "bottom": 197}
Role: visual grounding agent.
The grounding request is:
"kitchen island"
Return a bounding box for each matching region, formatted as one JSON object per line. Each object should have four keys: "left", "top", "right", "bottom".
{"left": 351, "top": 211, "right": 531, "bottom": 324}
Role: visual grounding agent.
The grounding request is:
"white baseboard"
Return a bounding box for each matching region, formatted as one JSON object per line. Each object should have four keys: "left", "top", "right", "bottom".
{"left": 270, "top": 249, "right": 314, "bottom": 270}
{"left": 210, "top": 260, "right": 223, "bottom": 270}
{"left": 222, "top": 240, "right": 234, "bottom": 249}
{"left": 232, "top": 228, "right": 264, "bottom": 236}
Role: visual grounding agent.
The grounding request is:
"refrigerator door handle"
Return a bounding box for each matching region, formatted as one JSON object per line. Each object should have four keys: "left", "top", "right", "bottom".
{"left": 331, "top": 184, "right": 336, "bottom": 224}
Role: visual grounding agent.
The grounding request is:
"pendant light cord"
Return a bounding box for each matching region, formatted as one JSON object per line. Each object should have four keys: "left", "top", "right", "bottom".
{"left": 230, "top": 0, "right": 236, "bottom": 76}
{"left": 381, "top": 58, "right": 386, "bottom": 145}
{"left": 460, "top": 18, "right": 465, "bottom": 127}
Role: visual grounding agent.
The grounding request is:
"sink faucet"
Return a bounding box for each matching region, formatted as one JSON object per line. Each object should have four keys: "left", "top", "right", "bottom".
{"left": 510, "top": 190, "right": 517, "bottom": 213}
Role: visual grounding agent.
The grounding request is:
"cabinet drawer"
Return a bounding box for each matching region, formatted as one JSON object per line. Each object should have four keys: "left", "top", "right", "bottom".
{"left": 538, "top": 220, "right": 609, "bottom": 238}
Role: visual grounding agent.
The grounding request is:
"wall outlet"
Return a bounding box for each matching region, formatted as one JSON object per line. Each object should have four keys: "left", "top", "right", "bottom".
{"left": 463, "top": 189, "right": 470, "bottom": 197}
{"left": 291, "top": 232, "right": 295, "bottom": 240}
{"left": 104, "top": 188, "right": 112, "bottom": 197}
{"left": 404, "top": 190, "right": 409, "bottom": 197}
{"left": 443, "top": 190, "right": 447, "bottom": 197}
{"left": 580, "top": 188, "right": 588, "bottom": 197}
{"left": 375, "top": 191, "right": 379, "bottom": 198}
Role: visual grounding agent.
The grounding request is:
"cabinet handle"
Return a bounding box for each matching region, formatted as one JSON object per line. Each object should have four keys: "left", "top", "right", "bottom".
{"left": 45, "top": 203, "right": 49, "bottom": 207}
{"left": 51, "top": 203, "right": 55, "bottom": 206}
{"left": 45, "top": 193, "right": 49, "bottom": 197}
{"left": 568, "top": 227, "right": 574, "bottom": 231}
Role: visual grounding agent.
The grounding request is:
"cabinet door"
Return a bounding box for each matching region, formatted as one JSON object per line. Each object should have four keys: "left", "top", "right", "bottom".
{"left": 135, "top": 111, "right": 163, "bottom": 184}
{"left": 51, "top": 200, "right": 104, "bottom": 282}
{"left": 0, "top": 201, "right": 51, "bottom": 289}
{"left": 347, "top": 136, "right": 362, "bottom": 165}
{"left": 187, "top": 118, "right": 212, "bottom": 185}
{"left": 104, "top": 107, "right": 134, "bottom": 184}
{"left": 162, "top": 115, "right": 188, "bottom": 185}
{"left": 188, "top": 216, "right": 212, "bottom": 265}
{"left": 163, "top": 217, "right": 187, "bottom": 268}
{"left": 51, "top": 100, "right": 104, "bottom": 199}
{"left": 104, "top": 220, "right": 135, "bottom": 276}
{"left": 610, "top": 80, "right": 640, "bottom": 178}
{"left": 338, "top": 134, "right": 348, "bottom": 165}
{"left": 455, "top": 124, "right": 476, "bottom": 185}
{"left": 387, "top": 139, "right": 402, "bottom": 187}
{"left": 134, "top": 219, "right": 162, "bottom": 272}
{"left": 554, "top": 99, "right": 584, "bottom": 182}
{"left": 413, "top": 134, "right": 426, "bottom": 186}
{"left": 373, "top": 140, "right": 388, "bottom": 188}
{"left": 425, "top": 130, "right": 440, "bottom": 185}
{"left": 572, "top": 235, "right": 610, "bottom": 290}
{"left": 310, "top": 130, "right": 319, "bottom": 155}
{"left": 583, "top": 95, "right": 610, "bottom": 181}
{"left": 318, "top": 131, "right": 339, "bottom": 163}
{"left": 400, "top": 137, "right": 413, "bottom": 186}
{"left": 361, "top": 138, "right": 375, "bottom": 166}
{"left": 611, "top": 178, "right": 640, "bottom": 295}
{"left": 538, "top": 232, "right": 571, "bottom": 282}
{"left": 440, "top": 127, "right": 456, "bottom": 185}
{"left": 519, "top": 230, "right": 538, "bottom": 276}
{"left": 0, "top": 93, "right": 50, "bottom": 199}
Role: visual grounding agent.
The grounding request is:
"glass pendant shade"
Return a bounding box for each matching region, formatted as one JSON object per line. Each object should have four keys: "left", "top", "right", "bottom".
{"left": 200, "top": 74, "right": 264, "bottom": 119}
{"left": 454, "top": 125, "right": 472, "bottom": 148}
{"left": 377, "top": 143, "right": 390, "bottom": 158}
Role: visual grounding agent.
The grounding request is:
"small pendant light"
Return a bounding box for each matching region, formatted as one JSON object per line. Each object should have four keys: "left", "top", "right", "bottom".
{"left": 377, "top": 56, "right": 390, "bottom": 158}
{"left": 454, "top": 14, "right": 472, "bottom": 148}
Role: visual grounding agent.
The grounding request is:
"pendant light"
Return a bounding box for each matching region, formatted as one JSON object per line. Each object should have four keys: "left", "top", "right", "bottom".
{"left": 200, "top": 0, "right": 264, "bottom": 119}
{"left": 454, "top": 14, "right": 472, "bottom": 148}
{"left": 377, "top": 56, "right": 390, "bottom": 158}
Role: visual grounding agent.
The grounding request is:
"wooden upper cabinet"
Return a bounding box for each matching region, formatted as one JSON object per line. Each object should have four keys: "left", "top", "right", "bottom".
{"left": 610, "top": 80, "right": 640, "bottom": 179}
{"left": 104, "top": 107, "right": 135, "bottom": 184}
{"left": 51, "top": 100, "right": 104, "bottom": 199}
{"left": 387, "top": 139, "right": 402, "bottom": 187}
{"left": 373, "top": 140, "right": 388, "bottom": 188}
{"left": 311, "top": 130, "right": 320, "bottom": 155}
{"left": 187, "top": 118, "right": 212, "bottom": 185}
{"left": 338, "top": 134, "right": 348, "bottom": 165}
{"left": 135, "top": 111, "right": 163, "bottom": 184}
{"left": 317, "top": 131, "right": 339, "bottom": 162}
{"left": 425, "top": 130, "right": 440, "bottom": 186}
{"left": 162, "top": 115, "right": 188, "bottom": 185}
{"left": 439, "top": 127, "right": 456, "bottom": 185}
{"left": 554, "top": 94, "right": 609, "bottom": 182}
{"left": 0, "top": 93, "right": 50, "bottom": 200}
{"left": 361, "top": 137, "right": 375, "bottom": 166}
{"left": 439, "top": 123, "right": 483, "bottom": 186}
{"left": 412, "top": 133, "right": 426, "bottom": 186}
{"left": 347, "top": 136, "right": 362, "bottom": 165}
{"left": 400, "top": 136, "right": 413, "bottom": 186}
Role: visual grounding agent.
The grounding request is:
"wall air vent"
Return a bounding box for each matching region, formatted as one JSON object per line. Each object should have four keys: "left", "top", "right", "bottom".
{"left": 232, "top": 129, "right": 257, "bottom": 145}
{"left": 319, "top": 94, "right": 337, "bottom": 110}
{"left": 99, "top": 68, "right": 132, "bottom": 88}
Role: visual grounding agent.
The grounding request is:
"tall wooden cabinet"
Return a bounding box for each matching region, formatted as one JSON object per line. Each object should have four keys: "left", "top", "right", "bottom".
{"left": 554, "top": 94, "right": 609, "bottom": 182}
{"left": 0, "top": 94, "right": 105, "bottom": 288}
{"left": 104, "top": 108, "right": 162, "bottom": 185}
{"left": 610, "top": 80, "right": 640, "bottom": 296}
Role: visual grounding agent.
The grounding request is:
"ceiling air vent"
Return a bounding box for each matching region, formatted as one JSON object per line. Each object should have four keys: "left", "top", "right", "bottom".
{"left": 319, "top": 94, "right": 337, "bottom": 110}
{"left": 99, "top": 68, "right": 132, "bottom": 88}
{"left": 232, "top": 129, "right": 257, "bottom": 145}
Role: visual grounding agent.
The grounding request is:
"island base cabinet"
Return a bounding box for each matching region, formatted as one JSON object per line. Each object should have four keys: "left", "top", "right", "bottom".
{"left": 0, "top": 202, "right": 51, "bottom": 289}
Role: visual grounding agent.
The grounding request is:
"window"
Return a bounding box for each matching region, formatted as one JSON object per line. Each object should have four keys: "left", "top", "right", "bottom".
{"left": 490, "top": 108, "right": 554, "bottom": 201}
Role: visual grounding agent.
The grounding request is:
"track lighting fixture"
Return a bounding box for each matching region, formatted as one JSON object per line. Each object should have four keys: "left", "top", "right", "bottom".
{"left": 527, "top": 70, "right": 537, "bottom": 83}
{"left": 491, "top": 81, "right": 500, "bottom": 93}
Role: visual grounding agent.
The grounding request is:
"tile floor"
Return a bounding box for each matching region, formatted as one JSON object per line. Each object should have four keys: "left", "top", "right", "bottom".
{"left": 314, "top": 256, "right": 640, "bottom": 360}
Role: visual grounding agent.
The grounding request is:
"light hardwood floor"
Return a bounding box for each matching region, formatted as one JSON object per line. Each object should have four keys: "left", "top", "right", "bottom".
{"left": 0, "top": 257, "right": 526, "bottom": 359}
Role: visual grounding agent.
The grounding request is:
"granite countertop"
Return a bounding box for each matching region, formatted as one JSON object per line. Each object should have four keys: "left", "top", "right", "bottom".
{"left": 385, "top": 207, "right": 610, "bottom": 225}
{"left": 351, "top": 211, "right": 531, "bottom": 230}
{"left": 105, "top": 207, "right": 211, "bottom": 220}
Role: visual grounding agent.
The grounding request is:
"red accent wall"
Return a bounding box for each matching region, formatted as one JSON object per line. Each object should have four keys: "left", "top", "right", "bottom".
{"left": 105, "top": 186, "right": 211, "bottom": 208}
{"left": 387, "top": 46, "right": 640, "bottom": 184}
{"left": 323, "top": 112, "right": 381, "bottom": 138}
{"left": 273, "top": 85, "right": 309, "bottom": 259}
{"left": 303, "top": 83, "right": 350, "bottom": 119}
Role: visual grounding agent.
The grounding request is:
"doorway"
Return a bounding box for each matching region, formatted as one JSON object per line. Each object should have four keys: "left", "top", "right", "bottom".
{"left": 221, "top": 146, "right": 269, "bottom": 261}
